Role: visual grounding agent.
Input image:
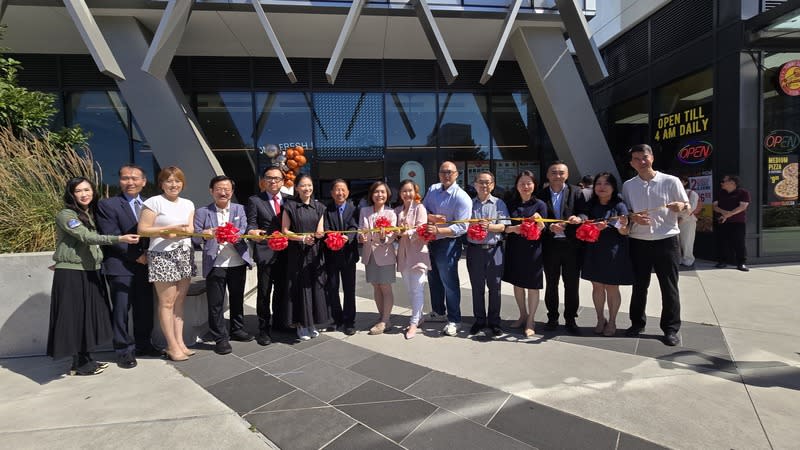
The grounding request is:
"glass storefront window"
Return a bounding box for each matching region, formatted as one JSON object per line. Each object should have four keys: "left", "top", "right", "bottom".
{"left": 254, "top": 92, "right": 314, "bottom": 176}
{"left": 761, "top": 53, "right": 800, "bottom": 248}
{"left": 437, "top": 93, "right": 490, "bottom": 189}
{"left": 385, "top": 92, "right": 437, "bottom": 197}
{"left": 608, "top": 94, "right": 649, "bottom": 180}
{"left": 490, "top": 93, "right": 537, "bottom": 198}
{"left": 196, "top": 92, "right": 257, "bottom": 200}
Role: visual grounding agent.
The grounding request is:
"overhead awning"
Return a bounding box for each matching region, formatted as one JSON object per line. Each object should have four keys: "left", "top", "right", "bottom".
{"left": 746, "top": 0, "right": 800, "bottom": 51}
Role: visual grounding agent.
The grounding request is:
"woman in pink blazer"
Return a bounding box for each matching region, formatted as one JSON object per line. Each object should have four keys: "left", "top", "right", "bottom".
{"left": 358, "top": 181, "right": 397, "bottom": 335}
{"left": 394, "top": 180, "right": 431, "bottom": 339}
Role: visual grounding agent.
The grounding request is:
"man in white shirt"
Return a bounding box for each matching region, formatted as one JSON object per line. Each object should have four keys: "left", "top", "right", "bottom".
{"left": 622, "top": 144, "right": 690, "bottom": 346}
{"left": 194, "top": 176, "right": 254, "bottom": 354}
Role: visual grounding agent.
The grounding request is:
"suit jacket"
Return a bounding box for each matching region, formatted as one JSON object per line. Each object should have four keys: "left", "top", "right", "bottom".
{"left": 193, "top": 202, "right": 254, "bottom": 278}
{"left": 323, "top": 200, "right": 359, "bottom": 266}
{"left": 247, "top": 191, "right": 290, "bottom": 265}
{"left": 96, "top": 194, "right": 149, "bottom": 276}
{"left": 359, "top": 207, "right": 397, "bottom": 267}
{"left": 394, "top": 202, "right": 431, "bottom": 272}
{"left": 539, "top": 184, "right": 587, "bottom": 242}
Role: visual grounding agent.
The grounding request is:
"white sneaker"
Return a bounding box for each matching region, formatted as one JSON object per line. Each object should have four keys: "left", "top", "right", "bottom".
{"left": 427, "top": 312, "right": 447, "bottom": 323}
{"left": 442, "top": 322, "right": 459, "bottom": 337}
{"left": 297, "top": 327, "right": 311, "bottom": 341}
{"left": 309, "top": 326, "right": 320, "bottom": 338}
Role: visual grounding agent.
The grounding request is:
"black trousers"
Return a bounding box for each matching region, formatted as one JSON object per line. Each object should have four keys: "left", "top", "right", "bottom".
{"left": 325, "top": 259, "right": 357, "bottom": 327}
{"left": 107, "top": 266, "right": 154, "bottom": 355}
{"left": 543, "top": 239, "right": 581, "bottom": 322}
{"left": 206, "top": 265, "right": 247, "bottom": 343}
{"left": 466, "top": 244, "right": 504, "bottom": 327}
{"left": 256, "top": 259, "right": 287, "bottom": 333}
{"left": 715, "top": 222, "right": 747, "bottom": 265}
{"left": 629, "top": 236, "right": 681, "bottom": 333}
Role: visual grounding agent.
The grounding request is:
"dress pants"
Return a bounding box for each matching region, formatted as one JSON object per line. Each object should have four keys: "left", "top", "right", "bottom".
{"left": 629, "top": 236, "right": 682, "bottom": 333}
{"left": 542, "top": 238, "right": 580, "bottom": 323}
{"left": 326, "top": 259, "right": 357, "bottom": 327}
{"left": 256, "top": 258, "right": 287, "bottom": 332}
{"left": 466, "top": 244, "right": 504, "bottom": 327}
{"left": 206, "top": 265, "right": 247, "bottom": 343}
{"left": 428, "top": 238, "right": 463, "bottom": 324}
{"left": 715, "top": 222, "right": 746, "bottom": 265}
{"left": 107, "top": 265, "right": 154, "bottom": 356}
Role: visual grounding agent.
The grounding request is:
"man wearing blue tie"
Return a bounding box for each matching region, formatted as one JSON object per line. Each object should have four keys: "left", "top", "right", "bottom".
{"left": 97, "top": 165, "right": 156, "bottom": 369}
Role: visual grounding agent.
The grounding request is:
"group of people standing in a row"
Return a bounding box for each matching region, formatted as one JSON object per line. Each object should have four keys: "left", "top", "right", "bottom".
{"left": 47, "top": 143, "right": 752, "bottom": 375}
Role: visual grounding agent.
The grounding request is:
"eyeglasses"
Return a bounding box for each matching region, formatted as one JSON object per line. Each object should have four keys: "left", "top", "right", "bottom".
{"left": 475, "top": 180, "right": 493, "bottom": 186}
{"left": 213, "top": 188, "right": 232, "bottom": 193}
{"left": 264, "top": 176, "right": 283, "bottom": 183}
{"left": 439, "top": 170, "right": 456, "bottom": 176}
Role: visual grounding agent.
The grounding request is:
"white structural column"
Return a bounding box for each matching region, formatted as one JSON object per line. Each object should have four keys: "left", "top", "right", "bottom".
{"left": 97, "top": 16, "right": 223, "bottom": 204}
{"left": 413, "top": 0, "right": 458, "bottom": 85}
{"left": 251, "top": 0, "right": 296, "bottom": 83}
{"left": 141, "top": 0, "right": 192, "bottom": 79}
{"left": 480, "top": 0, "right": 523, "bottom": 85}
{"left": 325, "top": 0, "right": 367, "bottom": 84}
{"left": 61, "top": 0, "right": 125, "bottom": 80}
{"left": 510, "top": 26, "right": 618, "bottom": 180}
{"left": 555, "top": 0, "right": 608, "bottom": 85}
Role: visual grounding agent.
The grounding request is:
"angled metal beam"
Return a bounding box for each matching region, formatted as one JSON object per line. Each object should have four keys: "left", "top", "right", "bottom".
{"left": 555, "top": 0, "right": 608, "bottom": 84}
{"left": 0, "top": 1, "right": 7, "bottom": 22}
{"left": 480, "top": 0, "right": 523, "bottom": 85}
{"left": 62, "top": 0, "right": 125, "bottom": 80}
{"left": 325, "top": 0, "right": 367, "bottom": 85}
{"left": 413, "top": 0, "right": 458, "bottom": 85}
{"left": 251, "top": 0, "right": 296, "bottom": 84}
{"left": 141, "top": 0, "right": 192, "bottom": 79}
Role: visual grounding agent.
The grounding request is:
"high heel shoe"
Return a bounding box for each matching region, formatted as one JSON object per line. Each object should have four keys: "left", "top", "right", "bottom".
{"left": 524, "top": 328, "right": 535, "bottom": 338}
{"left": 510, "top": 315, "right": 528, "bottom": 329}
{"left": 404, "top": 324, "right": 418, "bottom": 340}
{"left": 603, "top": 322, "right": 617, "bottom": 337}
{"left": 183, "top": 349, "right": 196, "bottom": 357}
{"left": 594, "top": 318, "right": 607, "bottom": 334}
{"left": 165, "top": 351, "right": 189, "bottom": 362}
{"left": 369, "top": 322, "right": 386, "bottom": 335}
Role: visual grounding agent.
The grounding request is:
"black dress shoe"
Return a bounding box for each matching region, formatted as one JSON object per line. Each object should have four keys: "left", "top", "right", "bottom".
{"left": 663, "top": 332, "right": 679, "bottom": 346}
{"left": 230, "top": 330, "right": 255, "bottom": 342}
{"left": 256, "top": 332, "right": 272, "bottom": 346}
{"left": 624, "top": 326, "right": 644, "bottom": 337}
{"left": 214, "top": 340, "right": 233, "bottom": 355}
{"left": 117, "top": 353, "right": 138, "bottom": 369}
{"left": 469, "top": 322, "right": 486, "bottom": 335}
{"left": 543, "top": 320, "right": 558, "bottom": 331}
{"left": 489, "top": 325, "right": 503, "bottom": 337}
{"left": 714, "top": 262, "right": 727, "bottom": 268}
{"left": 565, "top": 322, "right": 581, "bottom": 335}
{"left": 344, "top": 327, "right": 356, "bottom": 336}
{"left": 737, "top": 264, "right": 750, "bottom": 272}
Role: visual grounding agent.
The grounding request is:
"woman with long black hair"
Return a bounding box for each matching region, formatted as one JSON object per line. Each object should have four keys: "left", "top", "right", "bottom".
{"left": 48, "top": 177, "right": 139, "bottom": 375}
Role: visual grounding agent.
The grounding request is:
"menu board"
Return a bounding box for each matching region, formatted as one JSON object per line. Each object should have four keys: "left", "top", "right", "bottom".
{"left": 767, "top": 155, "right": 798, "bottom": 205}
{"left": 689, "top": 174, "right": 714, "bottom": 233}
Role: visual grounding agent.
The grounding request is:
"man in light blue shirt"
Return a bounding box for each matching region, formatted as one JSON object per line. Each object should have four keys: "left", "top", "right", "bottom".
{"left": 423, "top": 161, "right": 472, "bottom": 336}
{"left": 466, "top": 171, "right": 510, "bottom": 337}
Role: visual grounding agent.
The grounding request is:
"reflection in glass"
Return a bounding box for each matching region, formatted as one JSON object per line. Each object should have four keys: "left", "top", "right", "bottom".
{"left": 436, "top": 93, "right": 489, "bottom": 162}
{"left": 131, "top": 118, "right": 160, "bottom": 198}
{"left": 313, "top": 93, "right": 384, "bottom": 161}
{"left": 386, "top": 93, "right": 437, "bottom": 195}
{"left": 608, "top": 94, "right": 649, "bottom": 180}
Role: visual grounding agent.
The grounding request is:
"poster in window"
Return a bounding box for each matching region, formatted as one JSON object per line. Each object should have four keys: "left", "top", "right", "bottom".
{"left": 466, "top": 161, "right": 490, "bottom": 184}
{"left": 767, "top": 155, "right": 798, "bottom": 205}
{"left": 495, "top": 161, "right": 518, "bottom": 192}
{"left": 689, "top": 174, "right": 714, "bottom": 232}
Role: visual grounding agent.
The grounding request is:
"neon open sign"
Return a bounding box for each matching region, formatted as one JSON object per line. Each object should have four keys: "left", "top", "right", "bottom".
{"left": 764, "top": 130, "right": 800, "bottom": 154}
{"left": 677, "top": 141, "right": 713, "bottom": 164}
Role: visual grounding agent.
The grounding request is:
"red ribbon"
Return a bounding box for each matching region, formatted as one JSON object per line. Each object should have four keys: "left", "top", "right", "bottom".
{"left": 214, "top": 222, "right": 240, "bottom": 245}
{"left": 266, "top": 231, "right": 289, "bottom": 251}
{"left": 576, "top": 222, "right": 601, "bottom": 243}
{"left": 374, "top": 216, "right": 392, "bottom": 229}
{"left": 520, "top": 220, "right": 541, "bottom": 240}
{"left": 467, "top": 223, "right": 488, "bottom": 242}
{"left": 324, "top": 232, "right": 346, "bottom": 251}
{"left": 416, "top": 224, "right": 436, "bottom": 242}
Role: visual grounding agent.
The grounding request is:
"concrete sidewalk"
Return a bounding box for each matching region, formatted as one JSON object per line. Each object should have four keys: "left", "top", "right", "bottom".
{"left": 1, "top": 261, "right": 798, "bottom": 449}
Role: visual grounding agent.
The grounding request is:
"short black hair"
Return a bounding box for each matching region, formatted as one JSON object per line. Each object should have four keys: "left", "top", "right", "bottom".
{"left": 628, "top": 144, "right": 653, "bottom": 155}
{"left": 209, "top": 175, "right": 235, "bottom": 189}
{"left": 118, "top": 164, "right": 146, "bottom": 177}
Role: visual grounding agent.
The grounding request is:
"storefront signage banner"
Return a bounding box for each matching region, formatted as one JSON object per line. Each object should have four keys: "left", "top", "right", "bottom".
{"left": 778, "top": 60, "right": 800, "bottom": 96}
{"left": 654, "top": 104, "right": 710, "bottom": 142}
{"left": 767, "top": 156, "right": 798, "bottom": 205}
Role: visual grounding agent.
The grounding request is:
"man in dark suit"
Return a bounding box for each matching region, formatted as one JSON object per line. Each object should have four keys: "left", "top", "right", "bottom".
{"left": 96, "top": 164, "right": 155, "bottom": 369}
{"left": 540, "top": 161, "right": 587, "bottom": 334}
{"left": 322, "top": 179, "right": 359, "bottom": 335}
{"left": 246, "top": 166, "right": 289, "bottom": 346}
{"left": 194, "top": 176, "right": 255, "bottom": 355}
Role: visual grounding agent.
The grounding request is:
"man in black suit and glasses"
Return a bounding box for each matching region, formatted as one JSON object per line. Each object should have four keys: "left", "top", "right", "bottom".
{"left": 322, "top": 179, "right": 360, "bottom": 335}
{"left": 96, "top": 164, "right": 156, "bottom": 369}
{"left": 246, "top": 166, "right": 290, "bottom": 345}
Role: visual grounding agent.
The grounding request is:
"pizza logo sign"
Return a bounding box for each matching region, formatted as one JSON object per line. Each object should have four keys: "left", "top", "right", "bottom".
{"left": 677, "top": 141, "right": 713, "bottom": 165}
{"left": 779, "top": 60, "right": 800, "bottom": 96}
{"left": 764, "top": 130, "right": 800, "bottom": 154}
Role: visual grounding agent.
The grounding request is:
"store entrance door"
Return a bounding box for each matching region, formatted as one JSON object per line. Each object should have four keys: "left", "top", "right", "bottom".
{"left": 317, "top": 160, "right": 384, "bottom": 206}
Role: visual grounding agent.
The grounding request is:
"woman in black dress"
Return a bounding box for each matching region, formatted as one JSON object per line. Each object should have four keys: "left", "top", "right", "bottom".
{"left": 579, "top": 172, "right": 633, "bottom": 336}
{"left": 49, "top": 177, "right": 139, "bottom": 375}
{"left": 502, "top": 170, "right": 547, "bottom": 338}
{"left": 281, "top": 173, "right": 329, "bottom": 340}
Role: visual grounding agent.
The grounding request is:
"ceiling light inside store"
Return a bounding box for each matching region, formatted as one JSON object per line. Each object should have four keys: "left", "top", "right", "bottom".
{"left": 680, "top": 88, "right": 714, "bottom": 101}
{"left": 764, "top": 53, "right": 800, "bottom": 68}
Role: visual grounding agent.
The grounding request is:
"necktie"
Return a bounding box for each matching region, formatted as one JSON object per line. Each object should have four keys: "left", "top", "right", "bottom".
{"left": 273, "top": 195, "right": 281, "bottom": 216}
{"left": 133, "top": 199, "right": 142, "bottom": 220}
{"left": 338, "top": 206, "right": 344, "bottom": 228}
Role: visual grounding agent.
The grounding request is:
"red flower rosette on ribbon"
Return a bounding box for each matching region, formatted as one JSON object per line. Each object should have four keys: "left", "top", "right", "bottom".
{"left": 266, "top": 231, "right": 288, "bottom": 251}
{"left": 325, "top": 232, "right": 346, "bottom": 251}
{"left": 416, "top": 224, "right": 436, "bottom": 242}
{"left": 467, "top": 223, "right": 488, "bottom": 242}
{"left": 575, "top": 222, "right": 601, "bottom": 243}
{"left": 214, "top": 222, "right": 240, "bottom": 244}
{"left": 519, "top": 220, "right": 541, "bottom": 241}
{"left": 374, "top": 216, "right": 391, "bottom": 230}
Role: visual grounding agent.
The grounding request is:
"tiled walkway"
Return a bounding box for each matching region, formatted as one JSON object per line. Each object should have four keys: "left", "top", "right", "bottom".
{"left": 170, "top": 325, "right": 679, "bottom": 450}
